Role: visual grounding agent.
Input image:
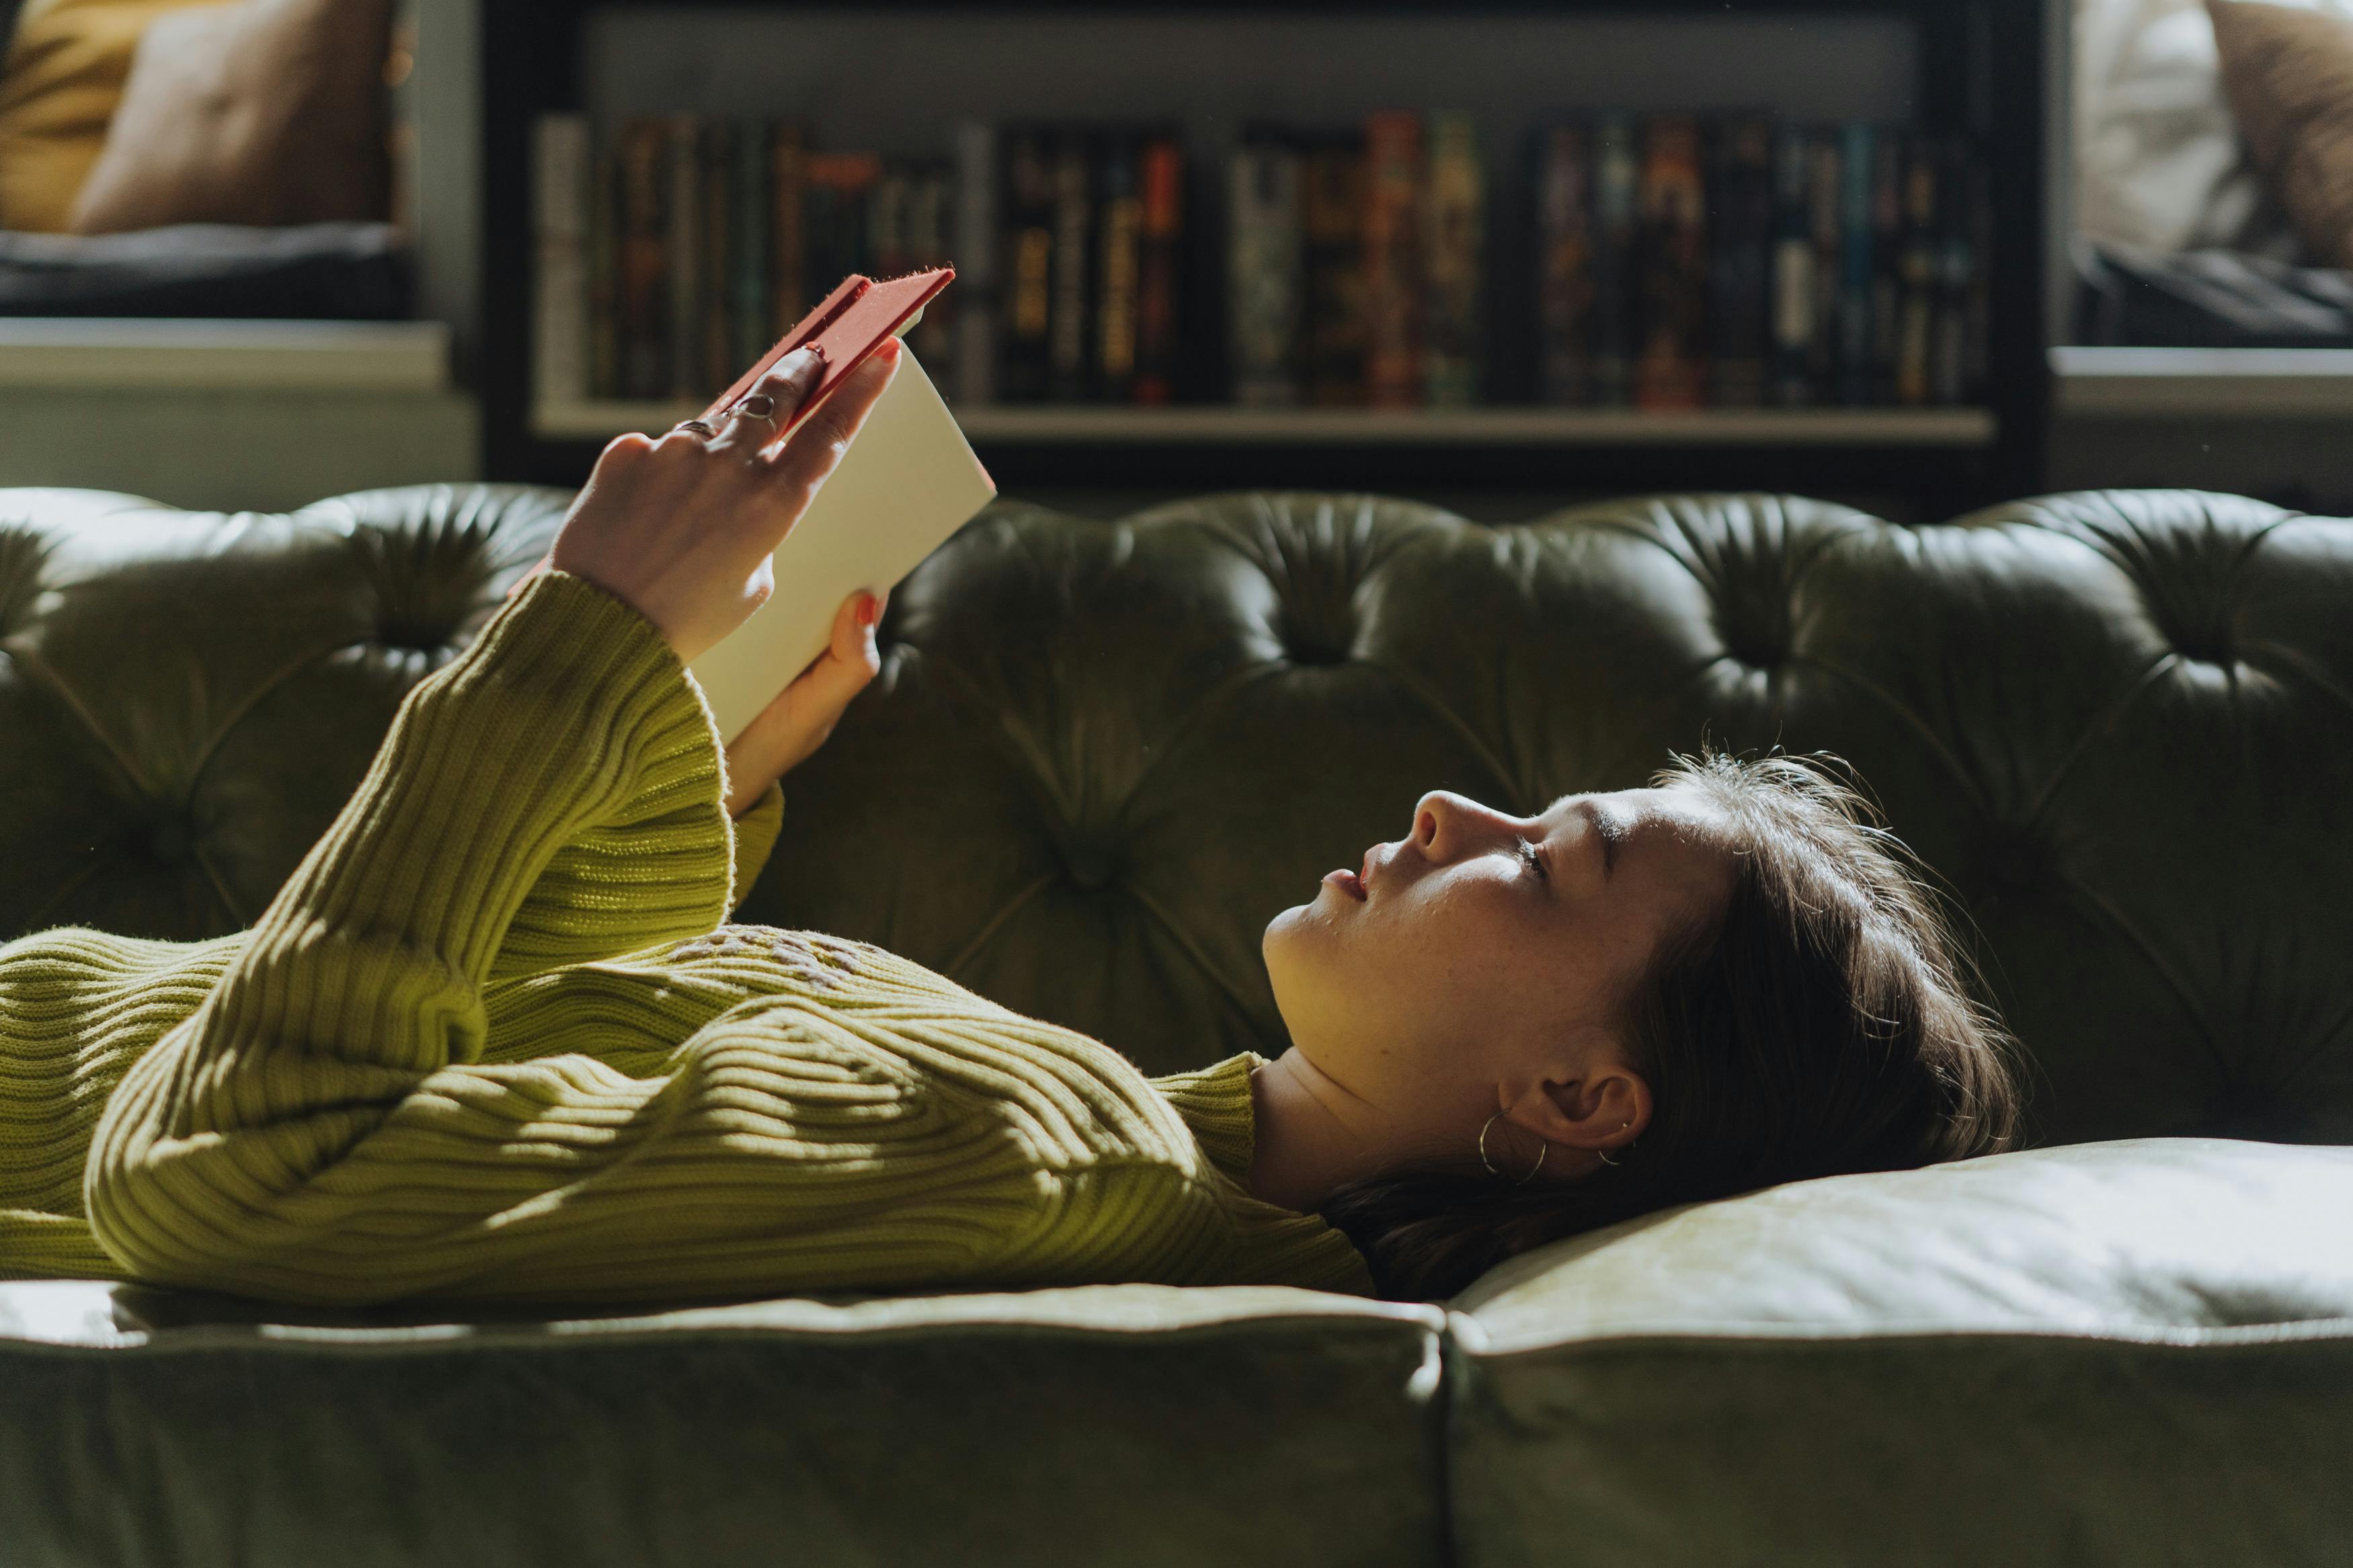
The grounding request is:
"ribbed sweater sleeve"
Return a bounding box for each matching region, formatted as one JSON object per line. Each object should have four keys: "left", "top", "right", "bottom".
{"left": 77, "top": 573, "right": 844, "bottom": 1304}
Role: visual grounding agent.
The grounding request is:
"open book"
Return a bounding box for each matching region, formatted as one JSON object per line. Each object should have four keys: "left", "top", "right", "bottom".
{"left": 686, "top": 271, "right": 997, "bottom": 743}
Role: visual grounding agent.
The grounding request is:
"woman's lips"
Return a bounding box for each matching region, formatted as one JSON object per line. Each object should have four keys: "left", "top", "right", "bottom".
{"left": 1323, "top": 868, "right": 1368, "bottom": 903}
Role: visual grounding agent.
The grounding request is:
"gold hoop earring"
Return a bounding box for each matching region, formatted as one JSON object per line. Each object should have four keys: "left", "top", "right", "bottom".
{"left": 1478, "top": 1112, "right": 1548, "bottom": 1186}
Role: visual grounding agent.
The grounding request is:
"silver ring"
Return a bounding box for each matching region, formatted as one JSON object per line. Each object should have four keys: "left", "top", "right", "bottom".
{"left": 672, "top": 417, "right": 718, "bottom": 438}
{"left": 728, "top": 392, "right": 779, "bottom": 424}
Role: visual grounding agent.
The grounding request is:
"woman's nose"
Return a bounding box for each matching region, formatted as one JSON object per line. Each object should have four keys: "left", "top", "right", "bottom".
{"left": 1412, "top": 791, "right": 1501, "bottom": 863}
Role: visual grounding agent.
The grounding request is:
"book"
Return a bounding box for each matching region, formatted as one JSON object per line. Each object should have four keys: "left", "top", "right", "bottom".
{"left": 667, "top": 116, "right": 703, "bottom": 399}
{"left": 904, "top": 159, "right": 957, "bottom": 385}
{"left": 767, "top": 122, "right": 809, "bottom": 337}
{"left": 1894, "top": 139, "right": 1938, "bottom": 407}
{"left": 1868, "top": 128, "right": 1905, "bottom": 405}
{"left": 729, "top": 118, "right": 772, "bottom": 374}
{"left": 1133, "top": 134, "right": 1185, "bottom": 405}
{"left": 1806, "top": 130, "right": 1843, "bottom": 401}
{"left": 1633, "top": 114, "right": 1708, "bottom": 411}
{"left": 1362, "top": 110, "right": 1422, "bottom": 408}
{"left": 1590, "top": 112, "right": 1639, "bottom": 407}
{"left": 999, "top": 126, "right": 1055, "bottom": 403}
{"left": 951, "top": 120, "right": 998, "bottom": 405}
{"left": 1535, "top": 120, "right": 1594, "bottom": 406}
{"left": 1047, "top": 129, "right": 1094, "bottom": 401}
{"left": 688, "top": 272, "right": 996, "bottom": 744}
{"left": 1421, "top": 112, "right": 1482, "bottom": 408}
{"left": 1708, "top": 116, "right": 1774, "bottom": 409}
{"left": 1300, "top": 129, "right": 1367, "bottom": 406}
{"left": 1835, "top": 122, "right": 1876, "bottom": 406}
{"left": 1768, "top": 124, "right": 1814, "bottom": 407}
{"left": 1230, "top": 130, "right": 1304, "bottom": 406}
{"left": 531, "top": 114, "right": 590, "bottom": 409}
{"left": 698, "top": 119, "right": 735, "bottom": 401}
{"left": 1094, "top": 132, "right": 1142, "bottom": 401}
{"left": 588, "top": 136, "right": 619, "bottom": 398}
{"left": 614, "top": 118, "right": 671, "bottom": 400}
{"left": 804, "top": 153, "right": 881, "bottom": 317}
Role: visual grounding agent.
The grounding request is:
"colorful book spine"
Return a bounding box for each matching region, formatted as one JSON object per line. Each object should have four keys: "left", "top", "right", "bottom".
{"left": 1633, "top": 114, "right": 1708, "bottom": 411}
{"left": 952, "top": 120, "right": 998, "bottom": 405}
{"left": 905, "top": 159, "right": 957, "bottom": 384}
{"left": 1708, "top": 116, "right": 1773, "bottom": 409}
{"left": 1133, "top": 134, "right": 1185, "bottom": 405}
{"left": 1589, "top": 112, "right": 1638, "bottom": 408}
{"left": 1895, "top": 139, "right": 1939, "bottom": 407}
{"left": 1095, "top": 132, "right": 1143, "bottom": 401}
{"left": 1421, "top": 112, "right": 1483, "bottom": 408}
{"left": 531, "top": 114, "right": 590, "bottom": 409}
{"left": 1361, "top": 110, "right": 1422, "bottom": 409}
{"left": 1767, "top": 125, "right": 1814, "bottom": 407}
{"left": 804, "top": 151, "right": 881, "bottom": 319}
{"left": 1535, "top": 120, "right": 1594, "bottom": 407}
{"left": 999, "top": 126, "right": 1055, "bottom": 403}
{"left": 1047, "top": 129, "right": 1094, "bottom": 401}
{"left": 1301, "top": 130, "right": 1367, "bottom": 406}
{"left": 1230, "top": 130, "right": 1304, "bottom": 406}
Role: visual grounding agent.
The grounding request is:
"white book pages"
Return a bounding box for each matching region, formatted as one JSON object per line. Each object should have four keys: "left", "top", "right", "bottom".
{"left": 687, "top": 347, "right": 996, "bottom": 743}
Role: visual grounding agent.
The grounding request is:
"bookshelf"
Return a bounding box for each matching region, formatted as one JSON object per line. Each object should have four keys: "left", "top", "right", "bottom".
{"left": 480, "top": 0, "right": 2051, "bottom": 513}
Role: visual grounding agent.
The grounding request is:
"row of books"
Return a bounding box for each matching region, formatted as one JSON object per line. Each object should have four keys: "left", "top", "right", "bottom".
{"left": 532, "top": 112, "right": 1990, "bottom": 413}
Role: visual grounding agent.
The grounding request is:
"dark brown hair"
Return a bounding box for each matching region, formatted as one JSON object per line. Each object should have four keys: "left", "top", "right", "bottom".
{"left": 1318, "top": 750, "right": 2024, "bottom": 1301}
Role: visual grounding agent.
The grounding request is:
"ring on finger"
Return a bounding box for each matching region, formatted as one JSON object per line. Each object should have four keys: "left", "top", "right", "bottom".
{"left": 672, "top": 417, "right": 719, "bottom": 438}
{"left": 729, "top": 392, "right": 780, "bottom": 425}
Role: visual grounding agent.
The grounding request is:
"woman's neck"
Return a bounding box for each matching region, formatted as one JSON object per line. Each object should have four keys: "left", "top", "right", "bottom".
{"left": 1246, "top": 1048, "right": 1398, "bottom": 1212}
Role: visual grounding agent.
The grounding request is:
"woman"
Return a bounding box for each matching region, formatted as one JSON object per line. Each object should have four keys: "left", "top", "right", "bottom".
{"left": 0, "top": 340, "right": 2021, "bottom": 1306}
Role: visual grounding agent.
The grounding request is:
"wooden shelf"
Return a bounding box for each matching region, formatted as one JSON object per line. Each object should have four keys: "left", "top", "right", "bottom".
{"left": 534, "top": 401, "right": 1997, "bottom": 448}
{"left": 0, "top": 319, "right": 450, "bottom": 392}
{"left": 2052, "top": 347, "right": 2353, "bottom": 419}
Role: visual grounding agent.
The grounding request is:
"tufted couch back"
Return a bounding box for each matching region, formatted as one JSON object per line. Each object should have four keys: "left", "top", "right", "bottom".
{"left": 3, "top": 485, "right": 2350, "bottom": 1148}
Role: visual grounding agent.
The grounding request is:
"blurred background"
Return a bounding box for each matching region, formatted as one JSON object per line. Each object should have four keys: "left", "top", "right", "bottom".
{"left": 0, "top": 0, "right": 2348, "bottom": 519}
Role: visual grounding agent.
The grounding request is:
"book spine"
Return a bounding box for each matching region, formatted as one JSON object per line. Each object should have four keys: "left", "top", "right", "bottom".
{"left": 1768, "top": 124, "right": 1814, "bottom": 407}
{"left": 730, "top": 118, "right": 770, "bottom": 370}
{"left": 805, "top": 152, "right": 881, "bottom": 306}
{"left": 1895, "top": 137, "right": 1938, "bottom": 407}
{"left": 1133, "top": 133, "right": 1184, "bottom": 406}
{"left": 588, "top": 134, "right": 620, "bottom": 399}
{"left": 1047, "top": 128, "right": 1095, "bottom": 401}
{"left": 616, "top": 117, "right": 670, "bottom": 400}
{"left": 1868, "top": 128, "right": 1906, "bottom": 405}
{"left": 1361, "top": 110, "right": 1422, "bottom": 409}
{"left": 953, "top": 119, "right": 998, "bottom": 405}
{"left": 1301, "top": 131, "right": 1367, "bottom": 407}
{"left": 1806, "top": 129, "right": 1842, "bottom": 401}
{"left": 768, "top": 122, "right": 807, "bottom": 336}
{"left": 869, "top": 161, "right": 912, "bottom": 280}
{"left": 531, "top": 113, "right": 591, "bottom": 410}
{"left": 1940, "top": 139, "right": 1985, "bottom": 406}
{"left": 1835, "top": 122, "right": 1875, "bottom": 406}
{"left": 1095, "top": 131, "right": 1143, "bottom": 401}
{"left": 667, "top": 114, "right": 703, "bottom": 399}
{"left": 699, "top": 119, "right": 734, "bottom": 397}
{"left": 906, "top": 159, "right": 957, "bottom": 382}
{"left": 1229, "top": 130, "right": 1304, "bottom": 406}
{"left": 1421, "top": 112, "right": 1483, "bottom": 409}
{"left": 1000, "top": 126, "right": 1055, "bottom": 403}
{"left": 1589, "top": 112, "right": 1638, "bottom": 408}
{"left": 1535, "top": 120, "right": 1593, "bottom": 406}
{"left": 1632, "top": 114, "right": 1707, "bottom": 412}
{"left": 1708, "top": 116, "right": 1773, "bottom": 409}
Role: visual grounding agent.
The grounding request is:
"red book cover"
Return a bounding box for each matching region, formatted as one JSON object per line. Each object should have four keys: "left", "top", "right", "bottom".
{"left": 699, "top": 266, "right": 955, "bottom": 433}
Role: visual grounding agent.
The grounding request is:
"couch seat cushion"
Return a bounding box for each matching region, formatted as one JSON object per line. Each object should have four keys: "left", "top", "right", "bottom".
{"left": 1447, "top": 1137, "right": 2353, "bottom": 1568}
{"left": 1, "top": 1280, "right": 1445, "bottom": 1568}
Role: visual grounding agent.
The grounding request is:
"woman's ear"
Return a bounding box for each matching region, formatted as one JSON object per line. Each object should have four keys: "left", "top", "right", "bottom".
{"left": 1502, "top": 1044, "right": 1650, "bottom": 1157}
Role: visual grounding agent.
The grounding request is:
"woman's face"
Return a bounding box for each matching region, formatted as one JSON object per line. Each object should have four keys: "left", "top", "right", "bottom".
{"left": 1263, "top": 786, "right": 1739, "bottom": 1158}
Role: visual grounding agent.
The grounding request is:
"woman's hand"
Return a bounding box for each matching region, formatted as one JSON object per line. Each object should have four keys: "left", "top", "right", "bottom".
{"left": 722, "top": 587, "right": 887, "bottom": 816}
{"left": 545, "top": 337, "right": 902, "bottom": 664}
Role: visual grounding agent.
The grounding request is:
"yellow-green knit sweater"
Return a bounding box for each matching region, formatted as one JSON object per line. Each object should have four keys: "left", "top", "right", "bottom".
{"left": 0, "top": 571, "right": 1371, "bottom": 1307}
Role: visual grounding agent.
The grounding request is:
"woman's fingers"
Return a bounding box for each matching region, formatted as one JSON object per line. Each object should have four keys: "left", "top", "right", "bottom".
{"left": 762, "top": 338, "right": 901, "bottom": 497}
{"left": 709, "top": 346, "right": 825, "bottom": 456}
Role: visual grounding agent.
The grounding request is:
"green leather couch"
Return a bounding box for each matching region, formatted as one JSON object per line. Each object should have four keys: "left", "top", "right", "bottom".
{"left": 3, "top": 483, "right": 2349, "bottom": 1567}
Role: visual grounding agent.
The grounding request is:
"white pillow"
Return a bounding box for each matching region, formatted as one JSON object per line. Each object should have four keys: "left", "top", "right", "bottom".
{"left": 2074, "top": 0, "right": 2352, "bottom": 255}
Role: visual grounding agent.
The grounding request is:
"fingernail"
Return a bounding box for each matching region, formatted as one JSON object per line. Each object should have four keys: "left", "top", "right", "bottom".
{"left": 859, "top": 595, "right": 879, "bottom": 628}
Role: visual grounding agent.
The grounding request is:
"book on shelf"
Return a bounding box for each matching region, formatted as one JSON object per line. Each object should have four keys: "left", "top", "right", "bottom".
{"left": 1230, "top": 129, "right": 1304, "bottom": 407}
{"left": 532, "top": 109, "right": 1989, "bottom": 423}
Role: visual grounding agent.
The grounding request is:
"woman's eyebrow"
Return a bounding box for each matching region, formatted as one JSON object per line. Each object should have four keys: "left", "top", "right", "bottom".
{"left": 1571, "top": 798, "right": 1620, "bottom": 880}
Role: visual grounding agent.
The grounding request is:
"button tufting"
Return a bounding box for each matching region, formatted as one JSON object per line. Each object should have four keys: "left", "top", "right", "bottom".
{"left": 147, "top": 820, "right": 192, "bottom": 863}
{"left": 1064, "top": 846, "right": 1121, "bottom": 891}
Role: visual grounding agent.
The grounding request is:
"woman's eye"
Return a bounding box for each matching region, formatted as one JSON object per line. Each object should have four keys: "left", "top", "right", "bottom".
{"left": 1515, "top": 837, "right": 1549, "bottom": 882}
